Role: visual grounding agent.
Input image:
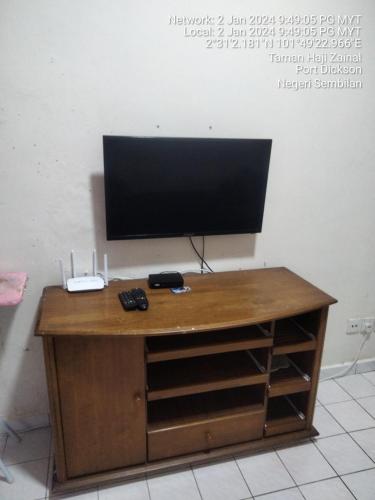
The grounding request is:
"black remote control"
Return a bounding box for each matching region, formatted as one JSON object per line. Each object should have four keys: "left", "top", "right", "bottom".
{"left": 130, "top": 288, "right": 149, "bottom": 311}
{"left": 118, "top": 291, "right": 137, "bottom": 311}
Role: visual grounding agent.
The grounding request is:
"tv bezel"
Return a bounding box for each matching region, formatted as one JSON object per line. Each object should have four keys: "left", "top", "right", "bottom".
{"left": 103, "top": 135, "right": 272, "bottom": 241}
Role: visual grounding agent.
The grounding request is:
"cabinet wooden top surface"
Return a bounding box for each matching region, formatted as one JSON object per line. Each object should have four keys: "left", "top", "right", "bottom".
{"left": 35, "top": 267, "right": 336, "bottom": 337}
{"left": 36, "top": 268, "right": 336, "bottom": 335}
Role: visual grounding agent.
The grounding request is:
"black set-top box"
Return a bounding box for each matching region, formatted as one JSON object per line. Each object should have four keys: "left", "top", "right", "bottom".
{"left": 148, "top": 272, "right": 184, "bottom": 289}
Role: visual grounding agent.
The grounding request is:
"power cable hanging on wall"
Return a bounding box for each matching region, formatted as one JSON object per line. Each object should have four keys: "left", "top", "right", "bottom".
{"left": 320, "top": 331, "right": 371, "bottom": 382}
{"left": 189, "top": 236, "right": 214, "bottom": 274}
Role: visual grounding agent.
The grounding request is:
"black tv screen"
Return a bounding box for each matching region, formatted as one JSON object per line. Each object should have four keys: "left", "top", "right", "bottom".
{"left": 103, "top": 136, "right": 272, "bottom": 240}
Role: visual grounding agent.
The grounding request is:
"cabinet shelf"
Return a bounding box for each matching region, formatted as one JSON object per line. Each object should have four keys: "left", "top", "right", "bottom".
{"left": 147, "top": 351, "right": 268, "bottom": 401}
{"left": 268, "top": 356, "right": 311, "bottom": 398}
{"left": 146, "top": 324, "right": 272, "bottom": 363}
{"left": 273, "top": 318, "right": 316, "bottom": 355}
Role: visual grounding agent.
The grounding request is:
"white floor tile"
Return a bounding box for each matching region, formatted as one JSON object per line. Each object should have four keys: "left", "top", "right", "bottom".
{"left": 357, "top": 396, "right": 375, "bottom": 418}
{"left": 3, "top": 427, "right": 51, "bottom": 465}
{"left": 99, "top": 477, "right": 149, "bottom": 500}
{"left": 315, "top": 434, "right": 374, "bottom": 475}
{"left": 193, "top": 458, "right": 250, "bottom": 500}
{"left": 236, "top": 450, "right": 295, "bottom": 496}
{"left": 362, "top": 371, "right": 375, "bottom": 386}
{"left": 325, "top": 400, "right": 375, "bottom": 432}
{"left": 299, "top": 477, "right": 355, "bottom": 499}
{"left": 336, "top": 374, "right": 375, "bottom": 399}
{"left": 147, "top": 469, "right": 201, "bottom": 500}
{"left": 277, "top": 442, "right": 335, "bottom": 485}
{"left": 0, "top": 458, "right": 48, "bottom": 500}
{"left": 254, "top": 487, "right": 303, "bottom": 499}
{"left": 317, "top": 380, "right": 352, "bottom": 405}
{"left": 313, "top": 406, "right": 345, "bottom": 438}
{"left": 350, "top": 428, "right": 375, "bottom": 461}
{"left": 341, "top": 468, "right": 375, "bottom": 500}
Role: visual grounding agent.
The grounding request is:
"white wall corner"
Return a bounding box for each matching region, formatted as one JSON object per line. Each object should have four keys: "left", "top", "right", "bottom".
{"left": 320, "top": 357, "right": 375, "bottom": 379}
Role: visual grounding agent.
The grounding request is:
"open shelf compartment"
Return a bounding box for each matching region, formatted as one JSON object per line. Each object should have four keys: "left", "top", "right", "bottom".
{"left": 268, "top": 352, "right": 312, "bottom": 398}
{"left": 147, "top": 349, "right": 269, "bottom": 401}
{"left": 148, "top": 385, "right": 266, "bottom": 432}
{"left": 146, "top": 323, "right": 272, "bottom": 363}
{"left": 147, "top": 385, "right": 266, "bottom": 461}
{"left": 265, "top": 392, "right": 308, "bottom": 436}
{"left": 273, "top": 311, "right": 320, "bottom": 355}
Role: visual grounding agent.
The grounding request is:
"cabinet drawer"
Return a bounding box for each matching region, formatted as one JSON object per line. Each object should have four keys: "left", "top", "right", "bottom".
{"left": 148, "top": 408, "right": 265, "bottom": 461}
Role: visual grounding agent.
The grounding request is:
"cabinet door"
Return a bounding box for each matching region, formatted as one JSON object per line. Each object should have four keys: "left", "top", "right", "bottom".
{"left": 54, "top": 336, "right": 146, "bottom": 478}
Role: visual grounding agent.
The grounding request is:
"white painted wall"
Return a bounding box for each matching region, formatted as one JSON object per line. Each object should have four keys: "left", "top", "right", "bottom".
{"left": 0, "top": 0, "right": 374, "bottom": 421}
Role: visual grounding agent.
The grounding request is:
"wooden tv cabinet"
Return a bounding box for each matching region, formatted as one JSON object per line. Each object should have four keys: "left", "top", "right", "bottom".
{"left": 36, "top": 267, "right": 336, "bottom": 493}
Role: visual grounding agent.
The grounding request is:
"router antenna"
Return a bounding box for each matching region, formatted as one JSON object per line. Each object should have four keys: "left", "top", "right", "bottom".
{"left": 103, "top": 254, "right": 108, "bottom": 286}
{"left": 59, "top": 259, "right": 67, "bottom": 289}
{"left": 93, "top": 249, "right": 97, "bottom": 276}
{"left": 70, "top": 250, "right": 76, "bottom": 278}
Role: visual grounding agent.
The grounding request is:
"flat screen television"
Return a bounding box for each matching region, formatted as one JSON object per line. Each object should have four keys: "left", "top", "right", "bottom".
{"left": 103, "top": 136, "right": 272, "bottom": 240}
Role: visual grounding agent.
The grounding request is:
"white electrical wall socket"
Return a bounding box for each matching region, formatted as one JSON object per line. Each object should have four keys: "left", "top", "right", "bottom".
{"left": 347, "top": 317, "right": 375, "bottom": 334}
{"left": 347, "top": 319, "right": 362, "bottom": 334}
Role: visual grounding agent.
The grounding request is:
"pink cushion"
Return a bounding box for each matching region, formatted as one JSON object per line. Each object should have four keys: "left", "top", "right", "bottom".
{"left": 0, "top": 272, "right": 28, "bottom": 306}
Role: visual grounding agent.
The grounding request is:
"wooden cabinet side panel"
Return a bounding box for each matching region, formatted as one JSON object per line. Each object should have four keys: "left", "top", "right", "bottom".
{"left": 43, "top": 337, "right": 67, "bottom": 482}
{"left": 306, "top": 306, "right": 329, "bottom": 428}
{"left": 54, "top": 336, "right": 146, "bottom": 478}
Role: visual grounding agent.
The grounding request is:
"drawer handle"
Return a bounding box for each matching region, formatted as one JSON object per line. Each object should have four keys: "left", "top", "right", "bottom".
{"left": 134, "top": 394, "right": 142, "bottom": 403}
{"left": 206, "top": 431, "right": 213, "bottom": 441}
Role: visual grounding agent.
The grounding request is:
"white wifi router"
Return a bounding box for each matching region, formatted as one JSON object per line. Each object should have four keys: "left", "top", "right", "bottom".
{"left": 59, "top": 250, "right": 109, "bottom": 292}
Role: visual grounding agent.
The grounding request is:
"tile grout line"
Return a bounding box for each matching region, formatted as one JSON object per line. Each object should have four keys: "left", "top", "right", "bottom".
{"left": 233, "top": 455, "right": 255, "bottom": 498}
{"left": 362, "top": 373, "right": 375, "bottom": 387}
{"left": 313, "top": 402, "right": 346, "bottom": 438}
{"left": 330, "top": 378, "right": 355, "bottom": 399}
{"left": 339, "top": 465, "right": 375, "bottom": 478}
{"left": 144, "top": 459, "right": 375, "bottom": 500}
{"left": 321, "top": 396, "right": 375, "bottom": 432}
{"left": 310, "top": 436, "right": 342, "bottom": 478}
{"left": 339, "top": 463, "right": 375, "bottom": 499}
{"left": 314, "top": 402, "right": 345, "bottom": 430}
{"left": 232, "top": 454, "right": 254, "bottom": 499}
{"left": 346, "top": 431, "right": 375, "bottom": 466}
{"left": 335, "top": 374, "right": 375, "bottom": 403}
{"left": 355, "top": 394, "right": 375, "bottom": 402}
{"left": 318, "top": 377, "right": 354, "bottom": 404}
{"left": 337, "top": 475, "right": 359, "bottom": 500}
{"left": 313, "top": 432, "right": 375, "bottom": 490}
{"left": 144, "top": 472, "right": 153, "bottom": 500}
{"left": 274, "top": 445, "right": 310, "bottom": 499}
{"left": 250, "top": 484, "right": 302, "bottom": 499}
{"left": 353, "top": 397, "right": 375, "bottom": 422}
{"left": 190, "top": 464, "right": 204, "bottom": 500}
{"left": 273, "top": 446, "right": 298, "bottom": 487}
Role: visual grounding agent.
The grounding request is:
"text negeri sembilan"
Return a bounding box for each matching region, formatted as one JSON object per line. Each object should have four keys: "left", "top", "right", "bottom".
{"left": 168, "top": 13, "right": 364, "bottom": 90}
